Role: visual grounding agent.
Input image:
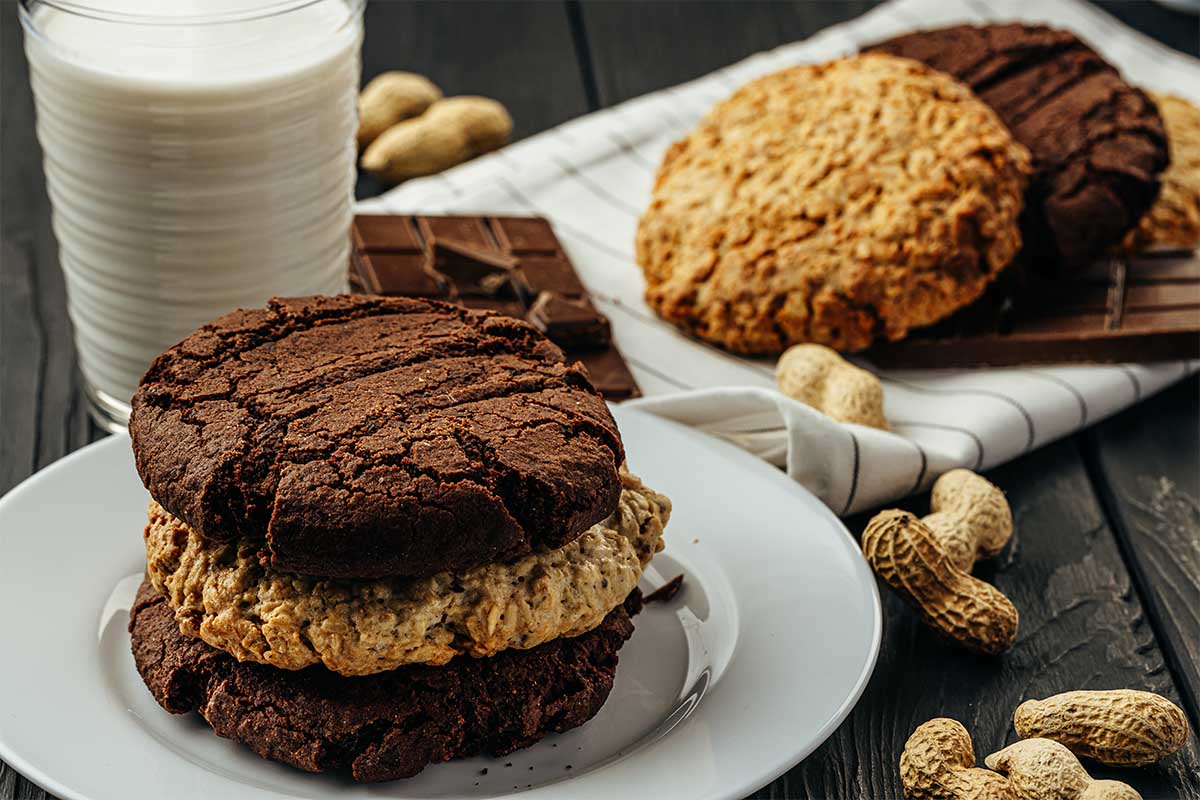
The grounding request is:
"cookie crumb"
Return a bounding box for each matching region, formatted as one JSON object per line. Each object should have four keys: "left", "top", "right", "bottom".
{"left": 645, "top": 574, "right": 684, "bottom": 604}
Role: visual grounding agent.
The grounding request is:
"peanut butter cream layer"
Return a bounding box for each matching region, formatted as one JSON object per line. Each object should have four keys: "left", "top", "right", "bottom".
{"left": 145, "top": 471, "right": 669, "bottom": 676}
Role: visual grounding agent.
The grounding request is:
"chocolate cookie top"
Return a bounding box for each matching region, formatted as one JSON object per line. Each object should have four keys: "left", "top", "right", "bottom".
{"left": 130, "top": 580, "right": 639, "bottom": 782}
{"left": 129, "top": 295, "right": 624, "bottom": 579}
{"left": 636, "top": 54, "right": 1030, "bottom": 354}
{"left": 872, "top": 24, "right": 1168, "bottom": 268}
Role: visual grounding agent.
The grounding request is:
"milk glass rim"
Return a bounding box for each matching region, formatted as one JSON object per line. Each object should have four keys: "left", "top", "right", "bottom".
{"left": 19, "top": 0, "right": 365, "bottom": 32}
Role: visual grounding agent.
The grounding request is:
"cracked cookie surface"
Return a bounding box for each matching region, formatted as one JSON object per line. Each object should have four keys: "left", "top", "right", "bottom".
{"left": 636, "top": 53, "right": 1030, "bottom": 354}
{"left": 129, "top": 579, "right": 639, "bottom": 782}
{"left": 129, "top": 295, "right": 624, "bottom": 580}
{"left": 145, "top": 471, "right": 669, "bottom": 675}
{"left": 872, "top": 24, "right": 1169, "bottom": 269}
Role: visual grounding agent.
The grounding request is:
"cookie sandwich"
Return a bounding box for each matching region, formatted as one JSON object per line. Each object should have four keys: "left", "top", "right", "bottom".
{"left": 127, "top": 295, "right": 670, "bottom": 781}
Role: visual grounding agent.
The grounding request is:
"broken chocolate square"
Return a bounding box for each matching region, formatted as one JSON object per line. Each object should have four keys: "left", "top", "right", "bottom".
{"left": 517, "top": 255, "right": 587, "bottom": 297}
{"left": 417, "top": 216, "right": 495, "bottom": 250}
{"left": 527, "top": 291, "right": 611, "bottom": 350}
{"left": 353, "top": 214, "right": 423, "bottom": 252}
{"left": 492, "top": 216, "right": 561, "bottom": 253}
{"left": 356, "top": 252, "right": 447, "bottom": 297}
{"left": 575, "top": 349, "right": 638, "bottom": 401}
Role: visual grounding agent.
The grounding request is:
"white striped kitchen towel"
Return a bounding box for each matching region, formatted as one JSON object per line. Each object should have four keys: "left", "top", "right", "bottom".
{"left": 358, "top": 0, "right": 1200, "bottom": 516}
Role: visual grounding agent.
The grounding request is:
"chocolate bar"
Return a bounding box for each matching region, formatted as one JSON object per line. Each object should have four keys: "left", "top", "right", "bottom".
{"left": 866, "top": 250, "right": 1200, "bottom": 368}
{"left": 350, "top": 214, "right": 640, "bottom": 399}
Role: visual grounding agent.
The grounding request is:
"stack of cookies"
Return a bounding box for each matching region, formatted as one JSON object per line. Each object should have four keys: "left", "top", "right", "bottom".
{"left": 637, "top": 24, "right": 1189, "bottom": 356}
{"left": 126, "top": 295, "right": 670, "bottom": 782}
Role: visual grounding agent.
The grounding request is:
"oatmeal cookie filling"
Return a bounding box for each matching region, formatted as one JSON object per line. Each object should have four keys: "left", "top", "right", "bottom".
{"left": 145, "top": 470, "right": 669, "bottom": 676}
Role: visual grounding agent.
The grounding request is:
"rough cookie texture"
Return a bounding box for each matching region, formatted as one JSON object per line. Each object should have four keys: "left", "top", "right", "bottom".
{"left": 1121, "top": 94, "right": 1200, "bottom": 252}
{"left": 145, "top": 471, "right": 669, "bottom": 675}
{"left": 130, "top": 580, "right": 639, "bottom": 782}
{"left": 636, "top": 53, "right": 1030, "bottom": 354}
{"left": 129, "top": 295, "right": 624, "bottom": 580}
{"left": 872, "top": 24, "right": 1169, "bottom": 268}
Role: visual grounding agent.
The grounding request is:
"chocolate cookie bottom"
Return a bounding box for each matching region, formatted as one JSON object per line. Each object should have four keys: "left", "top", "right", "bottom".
{"left": 129, "top": 580, "right": 640, "bottom": 782}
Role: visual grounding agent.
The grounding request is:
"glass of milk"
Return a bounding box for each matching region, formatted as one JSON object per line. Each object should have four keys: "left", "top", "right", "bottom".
{"left": 19, "top": 0, "right": 364, "bottom": 432}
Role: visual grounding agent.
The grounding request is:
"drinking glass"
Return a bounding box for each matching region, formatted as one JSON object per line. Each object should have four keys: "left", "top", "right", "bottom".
{"left": 20, "top": 0, "right": 365, "bottom": 431}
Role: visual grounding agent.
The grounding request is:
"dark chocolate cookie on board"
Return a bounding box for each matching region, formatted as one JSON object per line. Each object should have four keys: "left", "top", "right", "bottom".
{"left": 871, "top": 24, "right": 1169, "bottom": 269}
{"left": 129, "top": 295, "right": 624, "bottom": 580}
{"left": 129, "top": 580, "right": 640, "bottom": 782}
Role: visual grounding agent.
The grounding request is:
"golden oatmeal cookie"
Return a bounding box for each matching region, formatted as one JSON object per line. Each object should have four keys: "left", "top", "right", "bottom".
{"left": 145, "top": 471, "right": 669, "bottom": 676}
{"left": 636, "top": 53, "right": 1032, "bottom": 354}
{"left": 1121, "top": 94, "right": 1200, "bottom": 252}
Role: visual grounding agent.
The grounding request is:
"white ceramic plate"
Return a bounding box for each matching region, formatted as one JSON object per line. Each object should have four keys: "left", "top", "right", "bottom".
{"left": 0, "top": 406, "right": 880, "bottom": 800}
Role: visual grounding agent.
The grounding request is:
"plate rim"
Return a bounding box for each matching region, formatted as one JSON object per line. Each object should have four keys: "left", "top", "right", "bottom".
{"left": 613, "top": 406, "right": 882, "bottom": 800}
{"left": 0, "top": 432, "right": 136, "bottom": 800}
{"left": 0, "top": 411, "right": 882, "bottom": 800}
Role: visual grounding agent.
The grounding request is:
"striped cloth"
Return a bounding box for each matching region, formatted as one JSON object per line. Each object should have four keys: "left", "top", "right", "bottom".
{"left": 358, "top": 0, "right": 1200, "bottom": 516}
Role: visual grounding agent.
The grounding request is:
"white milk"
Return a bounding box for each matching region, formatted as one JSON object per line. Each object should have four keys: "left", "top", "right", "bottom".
{"left": 21, "top": 0, "right": 363, "bottom": 430}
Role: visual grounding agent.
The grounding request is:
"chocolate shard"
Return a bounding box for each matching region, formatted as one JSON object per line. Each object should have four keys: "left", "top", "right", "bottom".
{"left": 644, "top": 574, "right": 684, "bottom": 604}
{"left": 427, "top": 238, "right": 519, "bottom": 293}
{"left": 528, "top": 291, "right": 611, "bottom": 351}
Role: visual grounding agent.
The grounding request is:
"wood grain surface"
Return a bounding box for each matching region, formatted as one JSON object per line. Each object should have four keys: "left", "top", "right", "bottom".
{"left": 2, "top": 2, "right": 1197, "bottom": 799}
{"left": 578, "top": 0, "right": 875, "bottom": 105}
{"left": 1086, "top": 377, "right": 1200, "bottom": 727}
{"left": 1, "top": 12, "right": 97, "bottom": 509}
{"left": 778, "top": 435, "right": 1200, "bottom": 799}
{"left": 354, "top": 0, "right": 590, "bottom": 200}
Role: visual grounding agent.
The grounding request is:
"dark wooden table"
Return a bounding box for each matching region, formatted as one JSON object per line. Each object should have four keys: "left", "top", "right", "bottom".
{"left": 3, "top": 3, "right": 1198, "bottom": 798}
